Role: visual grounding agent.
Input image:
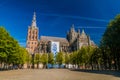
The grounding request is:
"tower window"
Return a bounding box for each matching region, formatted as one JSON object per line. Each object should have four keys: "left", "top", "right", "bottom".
{"left": 32, "top": 36, "right": 34, "bottom": 40}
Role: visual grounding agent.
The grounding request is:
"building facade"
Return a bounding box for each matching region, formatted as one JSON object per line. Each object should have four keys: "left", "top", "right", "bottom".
{"left": 26, "top": 13, "right": 96, "bottom": 54}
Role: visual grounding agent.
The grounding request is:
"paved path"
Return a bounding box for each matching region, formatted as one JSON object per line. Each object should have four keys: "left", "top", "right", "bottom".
{"left": 0, "top": 69, "right": 120, "bottom": 80}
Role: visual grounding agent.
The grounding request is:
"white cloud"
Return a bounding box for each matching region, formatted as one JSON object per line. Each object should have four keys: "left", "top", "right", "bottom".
{"left": 39, "top": 13, "right": 109, "bottom": 23}
{"left": 77, "top": 26, "right": 106, "bottom": 29}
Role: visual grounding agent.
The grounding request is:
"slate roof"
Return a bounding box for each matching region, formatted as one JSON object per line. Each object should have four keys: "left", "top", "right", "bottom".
{"left": 40, "top": 36, "right": 69, "bottom": 44}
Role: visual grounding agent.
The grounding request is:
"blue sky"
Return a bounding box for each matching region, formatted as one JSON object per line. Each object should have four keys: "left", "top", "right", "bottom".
{"left": 0, "top": 0, "right": 120, "bottom": 47}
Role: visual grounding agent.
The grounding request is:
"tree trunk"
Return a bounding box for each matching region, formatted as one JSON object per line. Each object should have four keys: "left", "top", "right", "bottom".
{"left": 37, "top": 63, "right": 39, "bottom": 69}
{"left": 91, "top": 63, "right": 93, "bottom": 70}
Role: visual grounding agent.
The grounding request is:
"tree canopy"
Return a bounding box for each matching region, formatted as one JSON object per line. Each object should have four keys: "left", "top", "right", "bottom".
{"left": 100, "top": 14, "right": 120, "bottom": 70}
{"left": 0, "top": 27, "right": 29, "bottom": 69}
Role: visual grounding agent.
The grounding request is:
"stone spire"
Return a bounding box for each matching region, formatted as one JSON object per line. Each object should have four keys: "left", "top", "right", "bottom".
{"left": 78, "top": 29, "right": 80, "bottom": 34}
{"left": 81, "top": 29, "right": 86, "bottom": 37}
{"left": 77, "top": 29, "right": 80, "bottom": 37}
{"left": 31, "top": 12, "right": 37, "bottom": 28}
{"left": 70, "top": 24, "right": 75, "bottom": 32}
{"left": 82, "top": 29, "right": 85, "bottom": 34}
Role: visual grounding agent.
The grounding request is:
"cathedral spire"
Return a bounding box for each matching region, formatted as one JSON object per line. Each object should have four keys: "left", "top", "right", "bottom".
{"left": 82, "top": 29, "right": 85, "bottom": 34}
{"left": 78, "top": 29, "right": 80, "bottom": 33}
{"left": 81, "top": 29, "right": 86, "bottom": 36}
{"left": 31, "top": 12, "right": 37, "bottom": 28}
{"left": 70, "top": 24, "right": 75, "bottom": 32}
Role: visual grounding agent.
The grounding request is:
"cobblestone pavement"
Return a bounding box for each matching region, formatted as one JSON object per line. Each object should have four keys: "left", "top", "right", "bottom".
{"left": 0, "top": 69, "right": 120, "bottom": 80}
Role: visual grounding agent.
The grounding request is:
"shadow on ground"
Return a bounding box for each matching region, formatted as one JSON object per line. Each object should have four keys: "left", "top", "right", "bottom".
{"left": 70, "top": 69, "right": 120, "bottom": 78}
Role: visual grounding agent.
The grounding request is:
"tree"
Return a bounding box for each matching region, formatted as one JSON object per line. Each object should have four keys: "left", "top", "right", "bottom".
{"left": 17, "top": 47, "right": 28, "bottom": 68}
{"left": 48, "top": 53, "right": 54, "bottom": 65}
{"left": 100, "top": 14, "right": 120, "bottom": 70}
{"left": 70, "top": 46, "right": 95, "bottom": 69}
{"left": 0, "top": 27, "right": 29, "bottom": 69}
{"left": 70, "top": 51, "right": 78, "bottom": 67}
{"left": 89, "top": 47, "right": 103, "bottom": 70}
{"left": 56, "top": 52, "right": 64, "bottom": 68}
{"left": 41, "top": 53, "right": 48, "bottom": 68}
{"left": 0, "top": 27, "right": 21, "bottom": 69}
{"left": 26, "top": 52, "right": 32, "bottom": 68}
{"left": 0, "top": 27, "right": 11, "bottom": 69}
{"left": 64, "top": 53, "right": 70, "bottom": 68}
{"left": 65, "top": 53, "right": 70, "bottom": 65}
{"left": 77, "top": 47, "right": 87, "bottom": 69}
{"left": 34, "top": 53, "right": 41, "bottom": 69}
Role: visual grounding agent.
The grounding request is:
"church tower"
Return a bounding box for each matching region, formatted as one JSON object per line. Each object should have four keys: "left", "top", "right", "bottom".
{"left": 26, "top": 12, "right": 39, "bottom": 54}
{"left": 67, "top": 24, "right": 77, "bottom": 44}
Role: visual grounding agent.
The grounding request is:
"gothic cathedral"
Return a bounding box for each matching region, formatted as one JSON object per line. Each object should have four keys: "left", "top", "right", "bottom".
{"left": 26, "top": 12, "right": 96, "bottom": 54}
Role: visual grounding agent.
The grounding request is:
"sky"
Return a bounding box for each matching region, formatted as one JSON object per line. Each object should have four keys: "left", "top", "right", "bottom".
{"left": 0, "top": 0, "right": 120, "bottom": 47}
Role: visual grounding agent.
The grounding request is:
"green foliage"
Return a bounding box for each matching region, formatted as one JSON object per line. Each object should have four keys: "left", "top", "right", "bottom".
{"left": 69, "top": 46, "right": 97, "bottom": 69}
{"left": 65, "top": 53, "right": 70, "bottom": 64}
{"left": 18, "top": 47, "right": 28, "bottom": 64}
{"left": 41, "top": 53, "right": 48, "bottom": 65}
{"left": 70, "top": 51, "right": 78, "bottom": 65}
{"left": 48, "top": 53, "right": 54, "bottom": 65}
{"left": 34, "top": 53, "right": 41, "bottom": 64}
{"left": 0, "top": 27, "right": 29, "bottom": 69}
{"left": 26, "top": 52, "right": 32, "bottom": 64}
{"left": 100, "top": 14, "right": 120, "bottom": 70}
{"left": 56, "top": 52, "right": 64, "bottom": 66}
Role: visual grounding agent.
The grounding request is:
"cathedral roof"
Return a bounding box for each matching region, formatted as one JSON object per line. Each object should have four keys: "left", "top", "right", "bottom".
{"left": 40, "top": 36, "right": 69, "bottom": 44}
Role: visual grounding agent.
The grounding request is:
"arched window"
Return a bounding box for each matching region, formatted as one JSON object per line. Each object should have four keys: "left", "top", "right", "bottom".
{"left": 32, "top": 31, "right": 34, "bottom": 34}
{"left": 32, "top": 36, "right": 34, "bottom": 40}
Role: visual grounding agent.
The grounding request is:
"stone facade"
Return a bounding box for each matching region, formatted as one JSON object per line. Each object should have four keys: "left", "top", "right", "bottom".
{"left": 37, "top": 36, "right": 69, "bottom": 53}
{"left": 26, "top": 12, "right": 96, "bottom": 54}
{"left": 67, "top": 24, "right": 95, "bottom": 51}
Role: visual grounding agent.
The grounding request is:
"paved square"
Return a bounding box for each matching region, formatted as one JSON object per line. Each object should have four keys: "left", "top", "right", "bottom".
{"left": 0, "top": 69, "right": 120, "bottom": 80}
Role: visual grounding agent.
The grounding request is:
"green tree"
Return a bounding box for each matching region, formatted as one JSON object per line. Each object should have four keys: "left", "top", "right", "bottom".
{"left": 0, "top": 27, "right": 29, "bottom": 69}
{"left": 100, "top": 14, "right": 120, "bottom": 70}
{"left": 48, "top": 53, "right": 54, "bottom": 65}
{"left": 0, "top": 27, "right": 11, "bottom": 69}
{"left": 77, "top": 47, "right": 87, "bottom": 69}
{"left": 70, "top": 46, "right": 95, "bottom": 69}
{"left": 41, "top": 53, "right": 48, "bottom": 68}
{"left": 56, "top": 52, "right": 64, "bottom": 68}
{"left": 0, "top": 27, "right": 21, "bottom": 69}
{"left": 34, "top": 53, "right": 41, "bottom": 69}
{"left": 70, "top": 51, "right": 78, "bottom": 66}
{"left": 65, "top": 53, "right": 70, "bottom": 65}
{"left": 64, "top": 53, "right": 70, "bottom": 68}
{"left": 17, "top": 47, "right": 28, "bottom": 68}
{"left": 26, "top": 52, "right": 32, "bottom": 68}
{"left": 90, "top": 47, "right": 103, "bottom": 70}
